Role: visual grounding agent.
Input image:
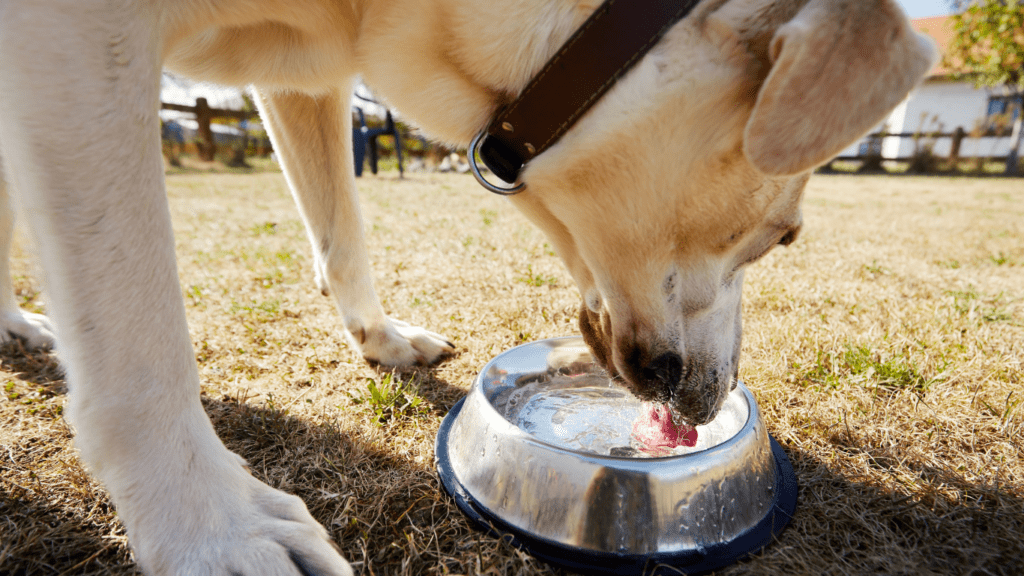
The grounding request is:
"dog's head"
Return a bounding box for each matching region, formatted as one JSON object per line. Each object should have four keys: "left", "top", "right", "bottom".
{"left": 509, "top": 0, "right": 938, "bottom": 424}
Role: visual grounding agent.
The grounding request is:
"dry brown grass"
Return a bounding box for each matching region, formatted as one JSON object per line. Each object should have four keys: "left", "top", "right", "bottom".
{"left": 1, "top": 170, "right": 1022, "bottom": 575}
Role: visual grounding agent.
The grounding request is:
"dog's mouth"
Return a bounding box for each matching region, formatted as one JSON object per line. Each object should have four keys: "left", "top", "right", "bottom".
{"left": 578, "top": 302, "right": 731, "bottom": 426}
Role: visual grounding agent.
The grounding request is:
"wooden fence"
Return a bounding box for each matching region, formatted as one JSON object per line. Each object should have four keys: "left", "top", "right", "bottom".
{"left": 161, "top": 97, "right": 256, "bottom": 163}
{"left": 827, "top": 126, "right": 1021, "bottom": 175}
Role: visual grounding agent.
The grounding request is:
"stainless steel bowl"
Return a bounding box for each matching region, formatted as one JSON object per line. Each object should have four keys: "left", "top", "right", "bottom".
{"left": 436, "top": 337, "right": 797, "bottom": 574}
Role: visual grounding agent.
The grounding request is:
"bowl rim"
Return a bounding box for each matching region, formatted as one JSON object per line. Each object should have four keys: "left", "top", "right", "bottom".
{"left": 473, "top": 335, "right": 756, "bottom": 461}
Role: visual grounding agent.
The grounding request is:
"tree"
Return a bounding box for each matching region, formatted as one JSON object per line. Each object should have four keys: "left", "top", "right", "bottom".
{"left": 947, "top": 0, "right": 1024, "bottom": 173}
{"left": 948, "top": 0, "right": 1023, "bottom": 87}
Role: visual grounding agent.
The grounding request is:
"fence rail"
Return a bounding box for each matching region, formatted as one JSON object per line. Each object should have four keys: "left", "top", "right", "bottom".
{"left": 161, "top": 97, "right": 255, "bottom": 163}
{"left": 828, "top": 126, "right": 1021, "bottom": 175}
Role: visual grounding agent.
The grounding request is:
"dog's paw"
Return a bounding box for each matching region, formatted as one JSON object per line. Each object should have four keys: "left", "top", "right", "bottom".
{"left": 351, "top": 317, "right": 455, "bottom": 366}
{"left": 0, "top": 307, "right": 56, "bottom": 349}
{"left": 127, "top": 452, "right": 353, "bottom": 576}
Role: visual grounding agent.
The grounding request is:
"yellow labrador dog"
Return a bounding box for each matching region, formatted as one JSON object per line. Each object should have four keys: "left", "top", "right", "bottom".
{"left": 0, "top": 0, "right": 935, "bottom": 573}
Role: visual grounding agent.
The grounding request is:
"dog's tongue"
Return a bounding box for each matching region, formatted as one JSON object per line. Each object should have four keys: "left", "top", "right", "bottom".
{"left": 632, "top": 403, "right": 698, "bottom": 451}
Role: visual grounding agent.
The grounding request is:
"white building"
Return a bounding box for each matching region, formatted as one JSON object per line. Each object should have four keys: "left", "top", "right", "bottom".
{"left": 839, "top": 16, "right": 1020, "bottom": 160}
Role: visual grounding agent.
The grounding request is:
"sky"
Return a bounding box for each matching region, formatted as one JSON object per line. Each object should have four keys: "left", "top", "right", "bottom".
{"left": 896, "top": 0, "right": 954, "bottom": 18}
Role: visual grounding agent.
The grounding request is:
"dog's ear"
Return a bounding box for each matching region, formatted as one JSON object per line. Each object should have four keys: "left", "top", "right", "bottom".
{"left": 741, "top": 0, "right": 939, "bottom": 176}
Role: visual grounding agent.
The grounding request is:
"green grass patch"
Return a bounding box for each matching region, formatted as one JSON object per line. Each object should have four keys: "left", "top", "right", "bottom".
{"left": 798, "top": 344, "right": 936, "bottom": 392}
{"left": 948, "top": 287, "right": 1012, "bottom": 323}
{"left": 347, "top": 373, "right": 425, "bottom": 425}
{"left": 516, "top": 265, "right": 559, "bottom": 287}
{"left": 229, "top": 298, "right": 282, "bottom": 319}
{"left": 251, "top": 222, "right": 277, "bottom": 236}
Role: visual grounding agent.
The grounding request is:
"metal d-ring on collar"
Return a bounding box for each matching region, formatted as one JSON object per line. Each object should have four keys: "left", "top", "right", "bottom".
{"left": 469, "top": 132, "right": 526, "bottom": 195}
{"left": 468, "top": 0, "right": 701, "bottom": 196}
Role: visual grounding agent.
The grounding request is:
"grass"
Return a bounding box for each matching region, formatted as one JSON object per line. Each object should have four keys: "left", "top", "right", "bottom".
{"left": 1, "top": 170, "right": 1023, "bottom": 575}
{"left": 347, "top": 373, "right": 426, "bottom": 426}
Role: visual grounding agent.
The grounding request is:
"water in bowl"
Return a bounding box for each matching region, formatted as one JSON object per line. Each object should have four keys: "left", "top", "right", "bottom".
{"left": 494, "top": 374, "right": 748, "bottom": 458}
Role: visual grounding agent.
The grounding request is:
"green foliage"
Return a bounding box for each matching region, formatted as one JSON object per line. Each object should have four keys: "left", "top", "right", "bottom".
{"left": 251, "top": 221, "right": 277, "bottom": 236}
{"left": 347, "top": 373, "right": 425, "bottom": 425}
{"left": 516, "top": 264, "right": 559, "bottom": 287}
{"left": 799, "top": 344, "right": 936, "bottom": 392}
{"left": 948, "top": 0, "right": 1024, "bottom": 88}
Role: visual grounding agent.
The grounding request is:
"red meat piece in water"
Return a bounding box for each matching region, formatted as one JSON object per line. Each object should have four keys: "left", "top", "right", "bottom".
{"left": 632, "top": 403, "right": 698, "bottom": 450}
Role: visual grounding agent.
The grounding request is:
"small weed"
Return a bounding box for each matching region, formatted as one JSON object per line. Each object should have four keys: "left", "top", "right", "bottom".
{"left": 186, "top": 284, "right": 204, "bottom": 306}
{"left": 5, "top": 381, "right": 18, "bottom": 400}
{"left": 937, "top": 259, "right": 961, "bottom": 269}
{"left": 256, "top": 269, "right": 285, "bottom": 287}
{"left": 517, "top": 265, "right": 558, "bottom": 287}
{"left": 514, "top": 331, "right": 533, "bottom": 344}
{"left": 990, "top": 252, "right": 1011, "bottom": 266}
{"left": 251, "top": 222, "right": 277, "bottom": 236}
{"left": 347, "top": 373, "right": 425, "bottom": 425}
{"left": 863, "top": 260, "right": 890, "bottom": 276}
{"left": 230, "top": 298, "right": 282, "bottom": 319}
{"left": 948, "top": 287, "right": 1012, "bottom": 323}
{"left": 480, "top": 209, "right": 497, "bottom": 226}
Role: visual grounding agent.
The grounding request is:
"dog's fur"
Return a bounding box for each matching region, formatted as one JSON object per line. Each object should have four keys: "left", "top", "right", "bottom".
{"left": 0, "top": 0, "right": 936, "bottom": 573}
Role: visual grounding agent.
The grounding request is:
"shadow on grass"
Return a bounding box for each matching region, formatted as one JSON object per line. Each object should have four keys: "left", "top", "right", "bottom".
{"left": 2, "top": 343, "right": 1021, "bottom": 575}
{"left": 762, "top": 432, "right": 1024, "bottom": 576}
{"left": 201, "top": 386, "right": 553, "bottom": 576}
{"left": 0, "top": 346, "right": 546, "bottom": 575}
{"left": 0, "top": 340, "right": 64, "bottom": 391}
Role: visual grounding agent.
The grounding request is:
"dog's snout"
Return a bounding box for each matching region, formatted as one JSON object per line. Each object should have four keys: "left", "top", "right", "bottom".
{"left": 640, "top": 352, "right": 683, "bottom": 402}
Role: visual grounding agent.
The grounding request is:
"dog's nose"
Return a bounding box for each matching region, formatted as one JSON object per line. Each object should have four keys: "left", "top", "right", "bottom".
{"left": 640, "top": 352, "right": 683, "bottom": 403}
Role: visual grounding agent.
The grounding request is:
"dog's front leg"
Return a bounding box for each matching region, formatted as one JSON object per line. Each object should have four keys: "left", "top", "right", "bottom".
{"left": 0, "top": 5, "right": 350, "bottom": 575}
{"left": 254, "top": 87, "right": 454, "bottom": 366}
{"left": 0, "top": 160, "right": 56, "bottom": 348}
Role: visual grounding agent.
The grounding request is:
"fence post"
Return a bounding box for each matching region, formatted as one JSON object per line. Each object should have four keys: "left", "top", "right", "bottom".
{"left": 949, "top": 126, "right": 964, "bottom": 171}
{"left": 195, "top": 97, "right": 216, "bottom": 162}
{"left": 1007, "top": 113, "right": 1022, "bottom": 176}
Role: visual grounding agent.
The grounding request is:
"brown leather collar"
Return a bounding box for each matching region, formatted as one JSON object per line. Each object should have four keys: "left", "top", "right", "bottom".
{"left": 472, "top": 0, "right": 702, "bottom": 194}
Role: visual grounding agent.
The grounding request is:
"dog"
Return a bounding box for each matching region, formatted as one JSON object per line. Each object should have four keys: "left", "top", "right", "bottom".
{"left": 0, "top": 0, "right": 936, "bottom": 573}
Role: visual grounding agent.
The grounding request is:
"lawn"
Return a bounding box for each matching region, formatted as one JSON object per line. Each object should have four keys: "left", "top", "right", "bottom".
{"left": 1, "top": 169, "right": 1021, "bottom": 575}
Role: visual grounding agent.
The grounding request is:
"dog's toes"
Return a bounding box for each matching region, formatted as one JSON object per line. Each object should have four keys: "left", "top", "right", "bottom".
{"left": 127, "top": 458, "right": 353, "bottom": 576}
{"left": 355, "top": 317, "right": 456, "bottom": 367}
{"left": 0, "top": 308, "right": 56, "bottom": 349}
{"left": 281, "top": 537, "right": 353, "bottom": 576}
